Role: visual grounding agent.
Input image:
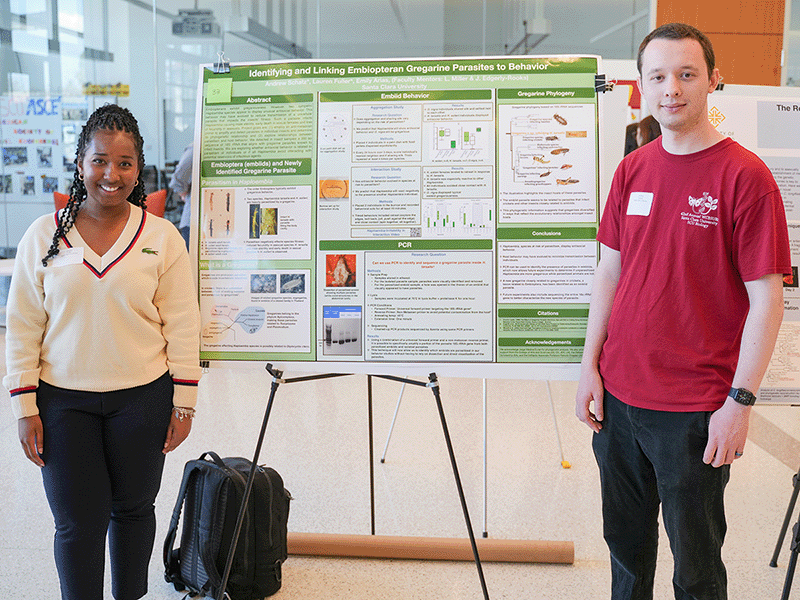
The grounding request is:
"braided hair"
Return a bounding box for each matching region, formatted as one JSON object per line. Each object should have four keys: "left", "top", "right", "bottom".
{"left": 42, "top": 104, "right": 148, "bottom": 266}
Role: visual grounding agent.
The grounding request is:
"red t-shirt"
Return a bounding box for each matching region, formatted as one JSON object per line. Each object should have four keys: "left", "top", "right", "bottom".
{"left": 597, "top": 137, "right": 791, "bottom": 412}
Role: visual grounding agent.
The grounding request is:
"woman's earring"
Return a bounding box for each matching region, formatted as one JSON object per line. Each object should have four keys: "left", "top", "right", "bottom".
{"left": 78, "top": 172, "right": 84, "bottom": 181}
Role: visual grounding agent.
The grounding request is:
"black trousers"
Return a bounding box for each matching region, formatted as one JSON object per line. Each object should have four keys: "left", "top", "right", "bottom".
{"left": 37, "top": 372, "right": 173, "bottom": 600}
{"left": 592, "top": 390, "right": 730, "bottom": 600}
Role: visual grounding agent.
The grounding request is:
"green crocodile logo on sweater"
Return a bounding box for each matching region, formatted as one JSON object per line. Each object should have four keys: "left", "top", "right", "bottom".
{"left": 142, "top": 247, "right": 158, "bottom": 255}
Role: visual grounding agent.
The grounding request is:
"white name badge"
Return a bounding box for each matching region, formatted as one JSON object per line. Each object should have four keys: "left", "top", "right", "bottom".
{"left": 52, "top": 247, "right": 84, "bottom": 267}
{"left": 627, "top": 192, "right": 654, "bottom": 216}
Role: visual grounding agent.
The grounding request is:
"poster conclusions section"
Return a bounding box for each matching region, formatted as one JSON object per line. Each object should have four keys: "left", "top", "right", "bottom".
{"left": 195, "top": 56, "right": 600, "bottom": 373}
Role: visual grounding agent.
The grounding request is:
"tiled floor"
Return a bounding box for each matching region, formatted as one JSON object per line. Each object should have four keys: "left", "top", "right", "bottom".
{"left": 1, "top": 344, "right": 799, "bottom": 599}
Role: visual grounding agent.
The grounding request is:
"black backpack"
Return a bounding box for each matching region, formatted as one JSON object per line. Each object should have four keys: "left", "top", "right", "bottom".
{"left": 164, "top": 452, "right": 291, "bottom": 599}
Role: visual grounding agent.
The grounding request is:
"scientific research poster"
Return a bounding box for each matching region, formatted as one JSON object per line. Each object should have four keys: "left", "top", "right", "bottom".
{"left": 195, "top": 56, "right": 600, "bottom": 372}
{"left": 708, "top": 90, "right": 800, "bottom": 403}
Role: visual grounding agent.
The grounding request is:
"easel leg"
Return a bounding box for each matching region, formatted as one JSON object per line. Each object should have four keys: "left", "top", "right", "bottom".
{"left": 429, "top": 373, "right": 491, "bottom": 600}
{"left": 772, "top": 470, "right": 800, "bottom": 567}
{"left": 373, "top": 372, "right": 491, "bottom": 599}
{"left": 217, "top": 365, "right": 283, "bottom": 600}
{"left": 216, "top": 365, "right": 352, "bottom": 600}
{"left": 379, "top": 376, "right": 492, "bottom": 541}
{"left": 781, "top": 520, "right": 800, "bottom": 600}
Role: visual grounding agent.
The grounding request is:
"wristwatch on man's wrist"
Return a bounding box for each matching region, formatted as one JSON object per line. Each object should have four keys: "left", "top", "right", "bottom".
{"left": 728, "top": 387, "right": 756, "bottom": 406}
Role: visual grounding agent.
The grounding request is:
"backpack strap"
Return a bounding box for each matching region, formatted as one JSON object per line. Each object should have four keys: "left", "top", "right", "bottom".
{"left": 199, "top": 450, "right": 228, "bottom": 469}
{"left": 165, "top": 452, "right": 254, "bottom": 598}
{"left": 163, "top": 455, "right": 209, "bottom": 585}
{"left": 163, "top": 464, "right": 192, "bottom": 584}
{"left": 200, "top": 459, "right": 251, "bottom": 595}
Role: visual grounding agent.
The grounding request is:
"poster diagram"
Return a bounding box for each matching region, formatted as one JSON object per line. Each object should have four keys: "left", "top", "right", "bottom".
{"left": 320, "top": 113, "right": 350, "bottom": 145}
{"left": 199, "top": 269, "right": 312, "bottom": 354}
{"left": 498, "top": 103, "right": 596, "bottom": 223}
{"left": 203, "top": 304, "right": 266, "bottom": 343}
{"left": 196, "top": 56, "right": 600, "bottom": 372}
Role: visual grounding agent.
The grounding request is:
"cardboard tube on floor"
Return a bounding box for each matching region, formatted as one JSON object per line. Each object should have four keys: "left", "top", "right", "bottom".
{"left": 288, "top": 533, "right": 574, "bottom": 564}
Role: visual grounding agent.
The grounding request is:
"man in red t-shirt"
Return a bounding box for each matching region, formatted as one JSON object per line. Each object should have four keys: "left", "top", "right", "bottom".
{"left": 576, "top": 23, "right": 790, "bottom": 600}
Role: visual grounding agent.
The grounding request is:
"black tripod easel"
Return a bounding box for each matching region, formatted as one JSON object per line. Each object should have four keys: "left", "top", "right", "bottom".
{"left": 215, "top": 364, "right": 350, "bottom": 600}
{"left": 216, "top": 364, "right": 490, "bottom": 600}
{"left": 368, "top": 372, "right": 490, "bottom": 600}
{"left": 770, "top": 465, "right": 800, "bottom": 600}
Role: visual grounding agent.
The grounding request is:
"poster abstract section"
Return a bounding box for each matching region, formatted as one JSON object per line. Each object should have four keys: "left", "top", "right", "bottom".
{"left": 195, "top": 57, "right": 600, "bottom": 365}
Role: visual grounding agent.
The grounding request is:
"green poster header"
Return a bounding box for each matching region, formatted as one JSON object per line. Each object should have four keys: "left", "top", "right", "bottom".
{"left": 319, "top": 239, "right": 493, "bottom": 251}
{"left": 229, "top": 93, "right": 314, "bottom": 105}
{"left": 498, "top": 308, "right": 590, "bottom": 318}
{"left": 496, "top": 227, "right": 597, "bottom": 241}
{"left": 497, "top": 88, "right": 596, "bottom": 100}
{"left": 201, "top": 158, "right": 312, "bottom": 177}
{"left": 498, "top": 337, "right": 585, "bottom": 347}
{"left": 204, "top": 57, "right": 599, "bottom": 83}
{"left": 320, "top": 90, "right": 492, "bottom": 102}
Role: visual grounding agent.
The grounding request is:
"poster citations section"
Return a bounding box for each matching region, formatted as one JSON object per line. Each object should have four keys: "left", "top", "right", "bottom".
{"left": 196, "top": 57, "right": 600, "bottom": 373}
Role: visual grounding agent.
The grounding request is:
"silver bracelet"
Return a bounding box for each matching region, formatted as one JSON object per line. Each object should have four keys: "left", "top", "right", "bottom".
{"left": 173, "top": 406, "right": 196, "bottom": 422}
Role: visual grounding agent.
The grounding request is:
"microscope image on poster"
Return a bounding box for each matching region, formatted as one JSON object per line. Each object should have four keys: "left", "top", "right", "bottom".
{"left": 203, "top": 188, "right": 235, "bottom": 238}
{"left": 249, "top": 204, "right": 279, "bottom": 238}
{"left": 325, "top": 254, "right": 356, "bottom": 287}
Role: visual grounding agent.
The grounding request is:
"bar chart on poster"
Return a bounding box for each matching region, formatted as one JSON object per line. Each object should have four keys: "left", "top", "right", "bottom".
{"left": 192, "top": 56, "right": 602, "bottom": 379}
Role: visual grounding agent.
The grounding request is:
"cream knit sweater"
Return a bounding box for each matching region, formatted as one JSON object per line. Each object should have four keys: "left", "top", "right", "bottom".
{"left": 4, "top": 206, "right": 202, "bottom": 419}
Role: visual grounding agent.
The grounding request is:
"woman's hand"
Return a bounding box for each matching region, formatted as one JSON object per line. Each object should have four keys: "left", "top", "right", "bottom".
{"left": 19, "top": 415, "right": 45, "bottom": 467}
{"left": 163, "top": 410, "right": 192, "bottom": 454}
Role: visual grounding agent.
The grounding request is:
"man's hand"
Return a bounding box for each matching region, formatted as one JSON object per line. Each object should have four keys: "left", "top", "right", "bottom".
{"left": 703, "top": 398, "right": 750, "bottom": 467}
{"left": 574, "top": 246, "right": 620, "bottom": 434}
{"left": 576, "top": 367, "right": 604, "bottom": 433}
{"left": 702, "top": 274, "right": 783, "bottom": 467}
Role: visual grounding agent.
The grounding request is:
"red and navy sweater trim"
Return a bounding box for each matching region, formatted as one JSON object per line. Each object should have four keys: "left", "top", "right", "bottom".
{"left": 10, "top": 385, "right": 37, "bottom": 397}
{"left": 173, "top": 379, "right": 199, "bottom": 387}
{"left": 55, "top": 209, "right": 147, "bottom": 279}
